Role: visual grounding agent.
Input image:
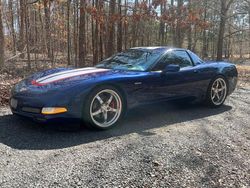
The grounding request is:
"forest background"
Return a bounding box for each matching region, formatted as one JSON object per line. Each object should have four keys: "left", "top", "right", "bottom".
{"left": 0, "top": 0, "right": 249, "bottom": 105}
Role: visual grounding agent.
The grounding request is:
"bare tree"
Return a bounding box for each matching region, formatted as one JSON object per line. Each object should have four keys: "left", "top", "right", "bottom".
{"left": 8, "top": 0, "right": 17, "bottom": 55}
{"left": 73, "top": 0, "right": 79, "bottom": 66}
{"left": 19, "top": 0, "right": 25, "bottom": 58}
{"left": 107, "top": 0, "right": 116, "bottom": 57}
{"left": 67, "top": 0, "right": 71, "bottom": 65}
{"left": 0, "top": 0, "right": 4, "bottom": 68}
{"left": 202, "top": 0, "right": 208, "bottom": 58}
{"left": 0, "top": 0, "right": 248, "bottom": 69}
{"left": 43, "top": 0, "right": 52, "bottom": 59}
{"left": 187, "top": 0, "right": 193, "bottom": 50}
{"left": 24, "top": 0, "right": 31, "bottom": 69}
{"left": 117, "top": 0, "right": 122, "bottom": 52}
{"left": 78, "top": 0, "right": 86, "bottom": 67}
{"left": 217, "top": 0, "right": 234, "bottom": 61}
{"left": 159, "top": 1, "right": 165, "bottom": 45}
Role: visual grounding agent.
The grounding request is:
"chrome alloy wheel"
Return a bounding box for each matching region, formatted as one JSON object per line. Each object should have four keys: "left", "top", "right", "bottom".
{"left": 90, "top": 89, "right": 122, "bottom": 128}
{"left": 211, "top": 78, "right": 227, "bottom": 106}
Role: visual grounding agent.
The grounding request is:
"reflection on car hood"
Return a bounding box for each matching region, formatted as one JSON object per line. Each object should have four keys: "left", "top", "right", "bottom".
{"left": 31, "top": 67, "right": 109, "bottom": 86}
{"left": 13, "top": 67, "right": 146, "bottom": 96}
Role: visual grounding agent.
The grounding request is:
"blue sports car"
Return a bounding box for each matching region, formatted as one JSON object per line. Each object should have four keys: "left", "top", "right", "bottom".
{"left": 10, "top": 47, "right": 238, "bottom": 129}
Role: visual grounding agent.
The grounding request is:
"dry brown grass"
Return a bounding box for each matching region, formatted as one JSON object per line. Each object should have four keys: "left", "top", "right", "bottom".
{"left": 236, "top": 65, "right": 250, "bottom": 79}
{"left": 236, "top": 65, "right": 250, "bottom": 87}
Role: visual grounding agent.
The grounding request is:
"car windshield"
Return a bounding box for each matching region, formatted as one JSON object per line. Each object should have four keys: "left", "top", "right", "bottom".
{"left": 96, "top": 49, "right": 162, "bottom": 71}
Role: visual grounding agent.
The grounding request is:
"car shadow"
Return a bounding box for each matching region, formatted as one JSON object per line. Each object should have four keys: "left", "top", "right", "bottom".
{"left": 0, "top": 102, "right": 232, "bottom": 150}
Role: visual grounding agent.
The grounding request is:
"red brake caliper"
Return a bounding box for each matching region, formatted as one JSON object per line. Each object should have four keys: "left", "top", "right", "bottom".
{"left": 110, "top": 100, "right": 115, "bottom": 108}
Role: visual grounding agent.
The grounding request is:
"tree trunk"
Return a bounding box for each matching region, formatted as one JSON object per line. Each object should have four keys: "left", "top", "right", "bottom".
{"left": 67, "top": 0, "right": 71, "bottom": 65}
{"left": 124, "top": 0, "right": 128, "bottom": 50}
{"left": 216, "top": 5, "right": 226, "bottom": 60}
{"left": 99, "top": 0, "right": 104, "bottom": 60}
{"left": 91, "top": 0, "right": 99, "bottom": 65}
{"left": 78, "top": 0, "right": 86, "bottom": 67}
{"left": 216, "top": 0, "right": 234, "bottom": 61}
{"left": 44, "top": 0, "right": 52, "bottom": 59}
{"left": 34, "top": 10, "right": 38, "bottom": 65}
{"left": 227, "top": 16, "right": 233, "bottom": 58}
{"left": 8, "top": 0, "right": 17, "bottom": 55}
{"left": 19, "top": 0, "right": 25, "bottom": 58}
{"left": 171, "top": 0, "right": 176, "bottom": 46}
{"left": 73, "top": 0, "right": 79, "bottom": 67}
{"left": 159, "top": 3, "right": 164, "bottom": 45}
{"left": 91, "top": 0, "right": 95, "bottom": 64}
{"left": 24, "top": 0, "right": 31, "bottom": 70}
{"left": 107, "top": 0, "right": 116, "bottom": 57}
{"left": 132, "top": 0, "right": 138, "bottom": 47}
{"left": 0, "top": 0, "right": 4, "bottom": 68}
{"left": 117, "top": 0, "right": 122, "bottom": 52}
{"left": 176, "top": 0, "right": 184, "bottom": 47}
{"left": 93, "top": 0, "right": 100, "bottom": 64}
{"left": 202, "top": 0, "right": 208, "bottom": 58}
{"left": 187, "top": 0, "right": 192, "bottom": 50}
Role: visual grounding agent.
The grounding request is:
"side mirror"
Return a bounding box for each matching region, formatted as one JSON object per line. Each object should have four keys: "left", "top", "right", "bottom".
{"left": 162, "top": 64, "right": 180, "bottom": 73}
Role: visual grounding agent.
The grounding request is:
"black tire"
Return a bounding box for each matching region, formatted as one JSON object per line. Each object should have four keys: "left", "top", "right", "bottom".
{"left": 206, "top": 76, "right": 228, "bottom": 107}
{"left": 82, "top": 85, "right": 125, "bottom": 130}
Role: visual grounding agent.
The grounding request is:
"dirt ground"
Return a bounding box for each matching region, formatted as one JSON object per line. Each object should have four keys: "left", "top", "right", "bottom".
{"left": 0, "top": 85, "right": 249, "bottom": 187}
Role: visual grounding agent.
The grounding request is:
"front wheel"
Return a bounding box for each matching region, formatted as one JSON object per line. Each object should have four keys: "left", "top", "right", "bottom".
{"left": 83, "top": 86, "right": 124, "bottom": 129}
{"left": 206, "top": 76, "right": 228, "bottom": 107}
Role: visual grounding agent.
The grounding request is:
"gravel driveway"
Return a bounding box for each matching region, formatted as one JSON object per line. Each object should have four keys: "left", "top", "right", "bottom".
{"left": 0, "top": 87, "right": 249, "bottom": 188}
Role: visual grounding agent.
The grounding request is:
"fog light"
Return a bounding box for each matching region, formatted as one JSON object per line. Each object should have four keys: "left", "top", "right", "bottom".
{"left": 41, "top": 107, "right": 67, "bottom": 115}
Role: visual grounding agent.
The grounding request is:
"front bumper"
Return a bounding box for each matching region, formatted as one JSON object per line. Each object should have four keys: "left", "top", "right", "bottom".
{"left": 11, "top": 108, "right": 79, "bottom": 123}
{"left": 10, "top": 95, "right": 82, "bottom": 123}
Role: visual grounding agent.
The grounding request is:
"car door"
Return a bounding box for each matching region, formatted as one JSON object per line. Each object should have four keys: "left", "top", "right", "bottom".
{"left": 187, "top": 50, "right": 217, "bottom": 94}
{"left": 139, "top": 50, "right": 203, "bottom": 102}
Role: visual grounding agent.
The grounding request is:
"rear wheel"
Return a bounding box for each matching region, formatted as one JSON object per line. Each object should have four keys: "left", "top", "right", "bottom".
{"left": 83, "top": 86, "right": 124, "bottom": 129}
{"left": 206, "top": 76, "right": 228, "bottom": 107}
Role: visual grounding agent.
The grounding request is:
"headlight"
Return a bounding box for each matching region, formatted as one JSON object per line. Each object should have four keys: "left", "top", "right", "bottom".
{"left": 41, "top": 107, "right": 67, "bottom": 115}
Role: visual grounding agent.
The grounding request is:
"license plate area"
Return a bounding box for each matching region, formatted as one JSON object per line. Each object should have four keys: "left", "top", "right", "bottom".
{"left": 10, "top": 98, "right": 18, "bottom": 109}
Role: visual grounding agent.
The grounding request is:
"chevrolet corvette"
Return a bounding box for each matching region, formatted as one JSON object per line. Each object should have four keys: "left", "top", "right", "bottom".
{"left": 10, "top": 47, "right": 238, "bottom": 129}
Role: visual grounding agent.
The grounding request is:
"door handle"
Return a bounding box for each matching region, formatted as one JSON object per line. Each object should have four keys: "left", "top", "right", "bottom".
{"left": 134, "top": 82, "right": 142, "bottom": 85}
{"left": 193, "top": 70, "right": 200, "bottom": 73}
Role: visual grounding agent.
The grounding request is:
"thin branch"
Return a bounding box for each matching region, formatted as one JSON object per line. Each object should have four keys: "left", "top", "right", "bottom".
{"left": 226, "top": 12, "right": 248, "bottom": 20}
{"left": 5, "top": 46, "right": 29, "bottom": 63}
{"left": 27, "top": 0, "right": 40, "bottom": 5}
{"left": 223, "top": 28, "right": 249, "bottom": 39}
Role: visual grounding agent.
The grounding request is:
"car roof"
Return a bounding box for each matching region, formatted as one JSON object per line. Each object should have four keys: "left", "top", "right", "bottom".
{"left": 130, "top": 46, "right": 185, "bottom": 53}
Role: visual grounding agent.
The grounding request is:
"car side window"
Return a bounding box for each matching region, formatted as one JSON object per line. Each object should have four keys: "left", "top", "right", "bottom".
{"left": 173, "top": 50, "right": 193, "bottom": 68}
{"left": 152, "top": 50, "right": 193, "bottom": 71}
{"left": 187, "top": 50, "right": 204, "bottom": 65}
{"left": 152, "top": 52, "right": 176, "bottom": 71}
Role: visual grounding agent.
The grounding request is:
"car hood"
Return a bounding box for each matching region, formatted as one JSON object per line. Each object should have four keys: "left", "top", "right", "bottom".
{"left": 13, "top": 67, "right": 147, "bottom": 95}
{"left": 30, "top": 67, "right": 110, "bottom": 86}
{"left": 12, "top": 67, "right": 111, "bottom": 94}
